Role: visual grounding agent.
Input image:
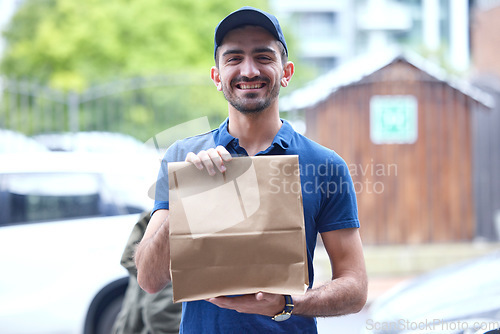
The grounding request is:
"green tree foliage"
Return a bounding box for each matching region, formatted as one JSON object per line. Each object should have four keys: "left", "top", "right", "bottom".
{"left": 0, "top": 0, "right": 270, "bottom": 140}
{"left": 1, "top": 0, "right": 267, "bottom": 90}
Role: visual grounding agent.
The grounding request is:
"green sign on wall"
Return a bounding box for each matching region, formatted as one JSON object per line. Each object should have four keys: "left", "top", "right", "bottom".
{"left": 370, "top": 95, "right": 418, "bottom": 144}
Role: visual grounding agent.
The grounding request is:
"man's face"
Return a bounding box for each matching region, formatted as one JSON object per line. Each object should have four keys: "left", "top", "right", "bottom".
{"left": 214, "top": 26, "right": 287, "bottom": 114}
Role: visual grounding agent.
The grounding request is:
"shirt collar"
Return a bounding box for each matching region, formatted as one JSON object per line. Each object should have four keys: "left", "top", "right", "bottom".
{"left": 217, "top": 118, "right": 235, "bottom": 148}
{"left": 273, "top": 119, "right": 294, "bottom": 150}
{"left": 217, "top": 117, "right": 294, "bottom": 151}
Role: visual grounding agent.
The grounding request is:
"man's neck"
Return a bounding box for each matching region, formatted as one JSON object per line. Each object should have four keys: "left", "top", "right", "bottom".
{"left": 227, "top": 107, "right": 282, "bottom": 156}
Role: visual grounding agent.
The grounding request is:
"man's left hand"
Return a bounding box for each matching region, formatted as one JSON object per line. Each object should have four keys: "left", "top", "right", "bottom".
{"left": 206, "top": 292, "right": 285, "bottom": 316}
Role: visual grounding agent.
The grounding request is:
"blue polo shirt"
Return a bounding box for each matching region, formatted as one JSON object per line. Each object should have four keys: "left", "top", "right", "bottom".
{"left": 153, "top": 118, "right": 359, "bottom": 334}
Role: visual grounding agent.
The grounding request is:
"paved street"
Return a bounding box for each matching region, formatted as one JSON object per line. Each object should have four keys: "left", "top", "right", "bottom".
{"left": 312, "top": 241, "right": 500, "bottom": 333}
{"left": 317, "top": 308, "right": 369, "bottom": 333}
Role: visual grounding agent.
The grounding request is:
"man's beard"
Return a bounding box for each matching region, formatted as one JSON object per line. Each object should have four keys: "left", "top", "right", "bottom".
{"left": 221, "top": 76, "right": 281, "bottom": 114}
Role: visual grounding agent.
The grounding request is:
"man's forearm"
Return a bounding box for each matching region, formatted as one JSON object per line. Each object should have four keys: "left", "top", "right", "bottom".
{"left": 292, "top": 275, "right": 367, "bottom": 317}
{"left": 135, "top": 214, "right": 171, "bottom": 294}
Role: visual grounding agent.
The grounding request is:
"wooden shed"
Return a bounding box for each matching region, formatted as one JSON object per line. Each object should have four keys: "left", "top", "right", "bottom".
{"left": 281, "top": 52, "right": 494, "bottom": 245}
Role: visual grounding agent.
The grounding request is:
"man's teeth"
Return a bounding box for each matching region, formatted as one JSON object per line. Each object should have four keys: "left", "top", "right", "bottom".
{"left": 239, "top": 84, "right": 263, "bottom": 89}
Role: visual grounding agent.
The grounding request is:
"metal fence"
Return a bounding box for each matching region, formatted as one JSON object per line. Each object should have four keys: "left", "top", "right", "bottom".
{"left": 0, "top": 75, "right": 225, "bottom": 141}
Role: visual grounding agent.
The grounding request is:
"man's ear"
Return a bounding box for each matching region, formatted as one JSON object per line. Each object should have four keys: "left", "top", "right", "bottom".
{"left": 211, "top": 66, "right": 223, "bottom": 91}
{"left": 281, "top": 61, "right": 294, "bottom": 88}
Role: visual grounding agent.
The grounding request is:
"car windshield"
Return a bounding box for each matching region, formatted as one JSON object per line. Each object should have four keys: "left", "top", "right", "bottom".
{"left": 0, "top": 172, "right": 143, "bottom": 226}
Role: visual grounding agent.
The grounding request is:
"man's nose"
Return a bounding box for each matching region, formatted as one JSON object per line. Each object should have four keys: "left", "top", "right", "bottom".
{"left": 240, "top": 59, "right": 260, "bottom": 78}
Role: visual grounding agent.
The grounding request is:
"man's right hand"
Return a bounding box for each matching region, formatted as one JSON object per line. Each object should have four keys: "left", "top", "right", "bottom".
{"left": 185, "top": 145, "right": 232, "bottom": 176}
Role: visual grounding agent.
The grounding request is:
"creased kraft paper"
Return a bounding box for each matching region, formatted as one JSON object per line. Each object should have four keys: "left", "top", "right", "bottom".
{"left": 168, "top": 155, "right": 308, "bottom": 302}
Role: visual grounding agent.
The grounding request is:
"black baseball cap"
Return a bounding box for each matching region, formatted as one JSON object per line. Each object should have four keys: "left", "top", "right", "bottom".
{"left": 214, "top": 6, "right": 288, "bottom": 59}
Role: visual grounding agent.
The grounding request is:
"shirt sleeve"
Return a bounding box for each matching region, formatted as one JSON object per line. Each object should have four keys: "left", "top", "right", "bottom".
{"left": 151, "top": 131, "right": 218, "bottom": 215}
{"left": 152, "top": 141, "right": 180, "bottom": 214}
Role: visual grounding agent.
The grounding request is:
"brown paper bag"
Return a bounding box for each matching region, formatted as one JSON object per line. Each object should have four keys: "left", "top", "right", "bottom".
{"left": 168, "top": 155, "right": 308, "bottom": 303}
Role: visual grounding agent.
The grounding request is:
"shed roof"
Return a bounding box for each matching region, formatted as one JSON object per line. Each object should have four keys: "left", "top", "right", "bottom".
{"left": 280, "top": 51, "right": 495, "bottom": 111}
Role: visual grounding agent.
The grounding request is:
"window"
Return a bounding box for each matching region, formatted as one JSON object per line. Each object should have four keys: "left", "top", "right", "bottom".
{"left": 298, "top": 12, "right": 338, "bottom": 40}
{"left": 0, "top": 172, "right": 143, "bottom": 226}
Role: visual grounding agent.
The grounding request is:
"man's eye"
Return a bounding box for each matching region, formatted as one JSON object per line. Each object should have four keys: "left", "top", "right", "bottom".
{"left": 257, "top": 56, "right": 272, "bottom": 62}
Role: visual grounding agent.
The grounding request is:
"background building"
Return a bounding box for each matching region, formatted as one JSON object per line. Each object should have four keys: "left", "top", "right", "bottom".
{"left": 470, "top": 0, "right": 500, "bottom": 245}
{"left": 272, "top": 0, "right": 471, "bottom": 75}
{"left": 471, "top": 0, "right": 500, "bottom": 79}
{"left": 279, "top": 0, "right": 500, "bottom": 245}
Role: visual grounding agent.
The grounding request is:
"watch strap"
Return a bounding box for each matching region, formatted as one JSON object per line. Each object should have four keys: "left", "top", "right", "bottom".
{"left": 283, "top": 295, "right": 294, "bottom": 313}
{"left": 271, "top": 295, "right": 293, "bottom": 321}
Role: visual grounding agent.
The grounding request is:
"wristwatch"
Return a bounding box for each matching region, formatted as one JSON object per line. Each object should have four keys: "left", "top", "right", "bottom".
{"left": 272, "top": 295, "right": 294, "bottom": 322}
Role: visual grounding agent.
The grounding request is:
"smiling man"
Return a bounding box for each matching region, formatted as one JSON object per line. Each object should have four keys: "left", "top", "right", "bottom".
{"left": 135, "top": 7, "right": 368, "bottom": 333}
{"left": 214, "top": 25, "right": 288, "bottom": 116}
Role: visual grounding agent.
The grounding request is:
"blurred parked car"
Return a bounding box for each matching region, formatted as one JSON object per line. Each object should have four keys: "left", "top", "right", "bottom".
{"left": 0, "top": 129, "right": 48, "bottom": 153}
{"left": 0, "top": 151, "right": 158, "bottom": 334}
{"left": 33, "top": 131, "right": 153, "bottom": 154}
{"left": 363, "top": 250, "right": 500, "bottom": 334}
